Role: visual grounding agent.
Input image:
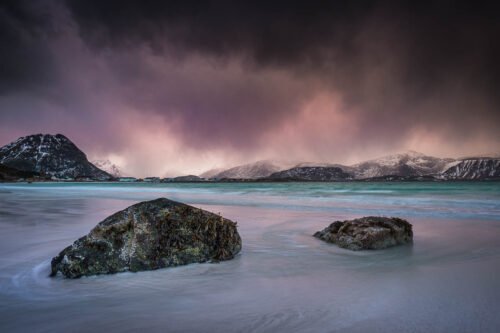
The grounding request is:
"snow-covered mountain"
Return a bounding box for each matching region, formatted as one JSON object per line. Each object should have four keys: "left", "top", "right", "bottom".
{"left": 206, "top": 160, "right": 282, "bottom": 179}
{"left": 201, "top": 152, "right": 500, "bottom": 181}
{"left": 0, "top": 134, "right": 111, "bottom": 180}
{"left": 200, "top": 152, "right": 500, "bottom": 181}
{"left": 349, "top": 151, "right": 455, "bottom": 179}
{"left": 260, "top": 151, "right": 456, "bottom": 181}
{"left": 441, "top": 159, "right": 500, "bottom": 180}
{"left": 92, "top": 159, "right": 122, "bottom": 178}
{"left": 267, "top": 166, "right": 352, "bottom": 181}
{"left": 260, "top": 152, "right": 500, "bottom": 181}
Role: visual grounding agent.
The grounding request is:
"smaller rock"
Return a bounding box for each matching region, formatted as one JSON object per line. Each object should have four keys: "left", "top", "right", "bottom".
{"left": 314, "top": 216, "right": 413, "bottom": 250}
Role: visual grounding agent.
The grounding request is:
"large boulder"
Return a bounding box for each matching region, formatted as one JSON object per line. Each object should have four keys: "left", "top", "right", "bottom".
{"left": 51, "top": 198, "right": 242, "bottom": 278}
{"left": 314, "top": 216, "right": 412, "bottom": 250}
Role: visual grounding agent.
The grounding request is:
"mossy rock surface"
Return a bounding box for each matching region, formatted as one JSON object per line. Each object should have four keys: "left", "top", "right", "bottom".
{"left": 314, "top": 216, "right": 412, "bottom": 251}
{"left": 51, "top": 198, "right": 241, "bottom": 278}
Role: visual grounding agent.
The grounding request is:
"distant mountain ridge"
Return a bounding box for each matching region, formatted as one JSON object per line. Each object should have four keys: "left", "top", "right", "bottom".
{"left": 348, "top": 152, "right": 499, "bottom": 180}
{"left": 1, "top": 133, "right": 497, "bottom": 182}
{"left": 203, "top": 151, "right": 500, "bottom": 181}
{"left": 347, "top": 151, "right": 456, "bottom": 179}
{"left": 0, "top": 134, "right": 111, "bottom": 180}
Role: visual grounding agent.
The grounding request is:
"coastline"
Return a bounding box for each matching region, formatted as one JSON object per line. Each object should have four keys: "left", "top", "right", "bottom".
{"left": 2, "top": 178, "right": 500, "bottom": 184}
{"left": 1, "top": 182, "right": 500, "bottom": 332}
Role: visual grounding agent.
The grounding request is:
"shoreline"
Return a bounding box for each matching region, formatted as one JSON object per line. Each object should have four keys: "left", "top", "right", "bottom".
{"left": 2, "top": 178, "right": 500, "bottom": 184}
{"left": 1, "top": 183, "right": 500, "bottom": 332}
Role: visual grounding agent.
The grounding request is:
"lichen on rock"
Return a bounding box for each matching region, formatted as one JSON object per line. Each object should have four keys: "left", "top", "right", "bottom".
{"left": 314, "top": 216, "right": 413, "bottom": 250}
{"left": 50, "top": 198, "right": 242, "bottom": 278}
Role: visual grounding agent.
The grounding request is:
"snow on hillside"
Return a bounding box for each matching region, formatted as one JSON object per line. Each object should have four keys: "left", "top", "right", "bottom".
{"left": 92, "top": 159, "right": 122, "bottom": 178}
{"left": 350, "top": 151, "right": 455, "bottom": 179}
{"left": 441, "top": 159, "right": 500, "bottom": 179}
{"left": 200, "top": 152, "right": 500, "bottom": 181}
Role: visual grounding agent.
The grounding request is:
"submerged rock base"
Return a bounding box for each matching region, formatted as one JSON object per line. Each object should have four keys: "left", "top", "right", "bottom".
{"left": 51, "top": 198, "right": 242, "bottom": 278}
{"left": 314, "top": 216, "right": 413, "bottom": 250}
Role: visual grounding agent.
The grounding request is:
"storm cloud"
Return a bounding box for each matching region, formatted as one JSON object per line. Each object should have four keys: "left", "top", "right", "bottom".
{"left": 1, "top": 0, "right": 499, "bottom": 176}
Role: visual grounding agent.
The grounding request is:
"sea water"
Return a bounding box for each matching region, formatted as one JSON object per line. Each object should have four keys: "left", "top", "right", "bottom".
{"left": 0, "top": 182, "right": 499, "bottom": 332}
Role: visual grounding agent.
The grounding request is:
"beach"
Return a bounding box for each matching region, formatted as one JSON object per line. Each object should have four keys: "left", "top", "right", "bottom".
{"left": 1, "top": 182, "right": 499, "bottom": 332}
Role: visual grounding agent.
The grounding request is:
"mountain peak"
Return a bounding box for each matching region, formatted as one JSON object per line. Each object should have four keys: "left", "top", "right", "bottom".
{"left": 0, "top": 134, "right": 111, "bottom": 180}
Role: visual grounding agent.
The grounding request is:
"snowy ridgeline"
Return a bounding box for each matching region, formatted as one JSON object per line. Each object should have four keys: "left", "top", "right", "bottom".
{"left": 202, "top": 151, "right": 500, "bottom": 180}
{"left": 0, "top": 134, "right": 499, "bottom": 181}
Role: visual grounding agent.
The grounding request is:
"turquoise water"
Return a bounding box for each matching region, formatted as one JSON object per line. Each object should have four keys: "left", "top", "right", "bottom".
{"left": 4, "top": 181, "right": 499, "bottom": 219}
{"left": 1, "top": 182, "right": 500, "bottom": 332}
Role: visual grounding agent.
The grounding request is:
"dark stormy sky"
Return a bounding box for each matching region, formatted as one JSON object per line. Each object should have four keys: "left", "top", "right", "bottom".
{"left": 1, "top": 0, "right": 499, "bottom": 176}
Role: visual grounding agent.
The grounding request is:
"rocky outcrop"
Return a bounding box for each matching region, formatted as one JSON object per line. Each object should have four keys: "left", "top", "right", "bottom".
{"left": 314, "top": 216, "right": 413, "bottom": 250}
{"left": 0, "top": 134, "right": 111, "bottom": 180}
{"left": 0, "top": 163, "right": 44, "bottom": 181}
{"left": 50, "top": 198, "right": 242, "bottom": 278}
{"left": 171, "top": 175, "right": 204, "bottom": 182}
